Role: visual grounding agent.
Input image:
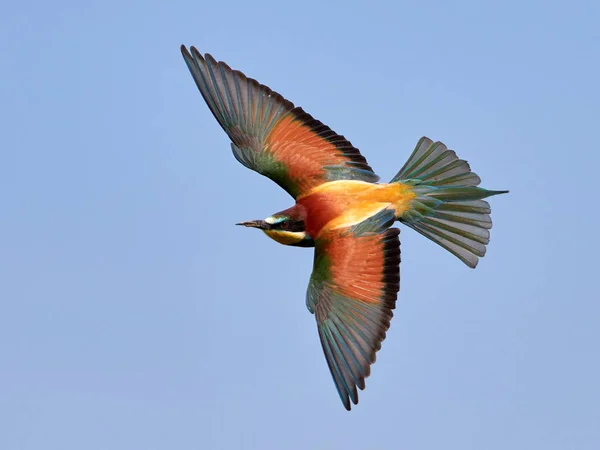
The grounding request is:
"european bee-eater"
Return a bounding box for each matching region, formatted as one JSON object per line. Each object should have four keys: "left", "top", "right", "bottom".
{"left": 181, "top": 46, "right": 507, "bottom": 410}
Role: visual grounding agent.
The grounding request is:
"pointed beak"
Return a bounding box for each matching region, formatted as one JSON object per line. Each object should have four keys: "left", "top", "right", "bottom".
{"left": 236, "top": 220, "right": 267, "bottom": 229}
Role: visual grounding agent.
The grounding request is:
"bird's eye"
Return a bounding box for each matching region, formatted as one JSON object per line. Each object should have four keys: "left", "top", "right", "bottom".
{"left": 271, "top": 218, "right": 304, "bottom": 232}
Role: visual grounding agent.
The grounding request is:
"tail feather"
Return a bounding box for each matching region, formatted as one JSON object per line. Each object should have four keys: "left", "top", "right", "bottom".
{"left": 391, "top": 137, "right": 481, "bottom": 187}
{"left": 395, "top": 137, "right": 507, "bottom": 268}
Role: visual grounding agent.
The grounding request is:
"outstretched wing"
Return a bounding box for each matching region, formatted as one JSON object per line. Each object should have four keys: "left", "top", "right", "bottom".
{"left": 181, "top": 46, "right": 379, "bottom": 199}
{"left": 306, "top": 214, "right": 401, "bottom": 410}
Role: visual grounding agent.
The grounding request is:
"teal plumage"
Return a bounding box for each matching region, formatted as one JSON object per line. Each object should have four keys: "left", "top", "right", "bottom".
{"left": 393, "top": 137, "right": 508, "bottom": 268}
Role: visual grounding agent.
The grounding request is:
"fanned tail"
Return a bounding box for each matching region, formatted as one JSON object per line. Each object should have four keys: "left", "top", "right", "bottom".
{"left": 393, "top": 137, "right": 508, "bottom": 268}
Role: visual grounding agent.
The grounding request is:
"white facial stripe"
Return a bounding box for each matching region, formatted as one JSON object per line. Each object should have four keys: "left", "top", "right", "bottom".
{"left": 265, "top": 216, "right": 283, "bottom": 225}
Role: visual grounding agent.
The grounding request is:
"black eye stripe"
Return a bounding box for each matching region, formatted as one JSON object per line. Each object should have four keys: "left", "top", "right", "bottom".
{"left": 272, "top": 219, "right": 304, "bottom": 232}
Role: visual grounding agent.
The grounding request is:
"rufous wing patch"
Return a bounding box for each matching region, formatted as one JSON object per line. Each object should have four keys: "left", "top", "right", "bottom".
{"left": 266, "top": 115, "right": 340, "bottom": 192}
{"left": 325, "top": 230, "right": 394, "bottom": 303}
{"left": 265, "top": 109, "right": 377, "bottom": 194}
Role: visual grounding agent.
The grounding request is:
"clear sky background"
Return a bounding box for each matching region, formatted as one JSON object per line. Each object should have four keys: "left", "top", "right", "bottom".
{"left": 1, "top": 1, "right": 599, "bottom": 449}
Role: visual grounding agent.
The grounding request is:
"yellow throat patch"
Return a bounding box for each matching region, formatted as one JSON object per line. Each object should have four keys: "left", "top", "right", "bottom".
{"left": 263, "top": 229, "right": 307, "bottom": 246}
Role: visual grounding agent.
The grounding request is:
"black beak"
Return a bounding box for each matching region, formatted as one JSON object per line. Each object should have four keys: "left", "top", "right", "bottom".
{"left": 236, "top": 220, "right": 268, "bottom": 229}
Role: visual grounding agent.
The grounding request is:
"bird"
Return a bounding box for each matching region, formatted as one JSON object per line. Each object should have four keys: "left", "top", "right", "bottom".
{"left": 180, "top": 45, "right": 508, "bottom": 410}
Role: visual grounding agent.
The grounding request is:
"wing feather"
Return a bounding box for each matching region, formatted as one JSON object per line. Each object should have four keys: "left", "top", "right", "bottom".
{"left": 307, "top": 223, "right": 400, "bottom": 410}
{"left": 182, "top": 46, "right": 379, "bottom": 198}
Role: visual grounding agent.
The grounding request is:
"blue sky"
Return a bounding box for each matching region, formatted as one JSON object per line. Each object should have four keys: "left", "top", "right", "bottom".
{"left": 1, "top": 0, "right": 599, "bottom": 449}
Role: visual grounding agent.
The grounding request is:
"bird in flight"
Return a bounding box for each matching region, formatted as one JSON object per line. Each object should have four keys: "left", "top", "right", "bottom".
{"left": 181, "top": 46, "right": 507, "bottom": 410}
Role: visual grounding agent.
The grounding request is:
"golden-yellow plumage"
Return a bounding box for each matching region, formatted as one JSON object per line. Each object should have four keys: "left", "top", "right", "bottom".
{"left": 297, "top": 180, "right": 417, "bottom": 238}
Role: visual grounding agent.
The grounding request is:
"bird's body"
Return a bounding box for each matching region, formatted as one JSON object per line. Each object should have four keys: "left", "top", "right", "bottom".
{"left": 297, "top": 180, "right": 416, "bottom": 237}
{"left": 181, "top": 45, "right": 507, "bottom": 410}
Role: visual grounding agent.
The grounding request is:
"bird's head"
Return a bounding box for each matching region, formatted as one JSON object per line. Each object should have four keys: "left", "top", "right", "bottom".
{"left": 236, "top": 214, "right": 314, "bottom": 247}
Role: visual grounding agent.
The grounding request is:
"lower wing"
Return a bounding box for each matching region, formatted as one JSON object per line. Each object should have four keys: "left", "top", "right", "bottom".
{"left": 306, "top": 214, "right": 401, "bottom": 410}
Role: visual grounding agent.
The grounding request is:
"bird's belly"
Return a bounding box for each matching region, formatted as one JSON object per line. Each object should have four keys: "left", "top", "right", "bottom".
{"left": 299, "top": 180, "right": 416, "bottom": 236}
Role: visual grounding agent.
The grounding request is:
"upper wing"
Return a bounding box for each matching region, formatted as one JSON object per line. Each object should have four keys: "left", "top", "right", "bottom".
{"left": 181, "top": 46, "right": 379, "bottom": 199}
{"left": 306, "top": 215, "right": 400, "bottom": 410}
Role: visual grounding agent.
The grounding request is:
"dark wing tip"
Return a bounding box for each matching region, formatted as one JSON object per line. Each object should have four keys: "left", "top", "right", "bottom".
{"left": 204, "top": 52, "right": 218, "bottom": 65}
{"left": 180, "top": 45, "right": 193, "bottom": 64}
{"left": 344, "top": 399, "right": 352, "bottom": 411}
{"left": 190, "top": 46, "right": 205, "bottom": 63}
{"left": 382, "top": 228, "right": 401, "bottom": 304}
{"left": 181, "top": 45, "right": 206, "bottom": 70}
